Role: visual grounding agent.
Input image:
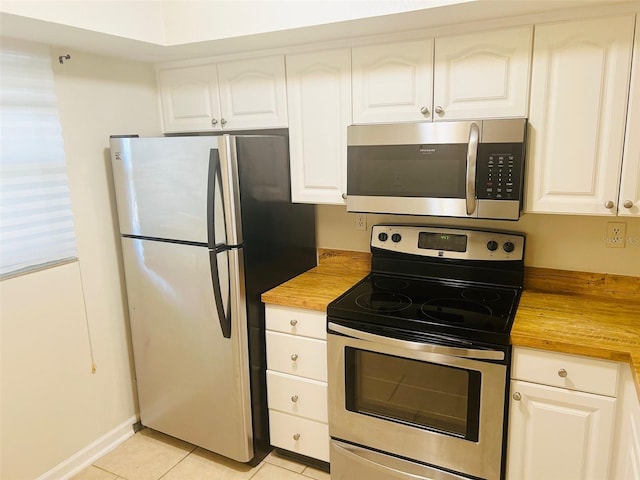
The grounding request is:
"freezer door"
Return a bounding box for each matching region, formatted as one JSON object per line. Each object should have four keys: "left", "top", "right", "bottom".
{"left": 121, "top": 237, "right": 253, "bottom": 461}
{"left": 110, "top": 136, "right": 220, "bottom": 244}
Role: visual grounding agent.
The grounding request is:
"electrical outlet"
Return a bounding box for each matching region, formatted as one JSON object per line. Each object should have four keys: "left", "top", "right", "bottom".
{"left": 355, "top": 213, "right": 367, "bottom": 231}
{"left": 606, "top": 222, "right": 627, "bottom": 248}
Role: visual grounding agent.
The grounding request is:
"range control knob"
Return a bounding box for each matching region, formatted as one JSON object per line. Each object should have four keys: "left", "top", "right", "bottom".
{"left": 378, "top": 232, "right": 388, "bottom": 242}
{"left": 503, "top": 241, "right": 515, "bottom": 253}
{"left": 391, "top": 233, "right": 402, "bottom": 243}
{"left": 487, "top": 240, "right": 499, "bottom": 252}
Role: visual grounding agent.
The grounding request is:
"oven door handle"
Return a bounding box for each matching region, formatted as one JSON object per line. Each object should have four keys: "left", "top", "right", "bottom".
{"left": 328, "top": 322, "right": 505, "bottom": 361}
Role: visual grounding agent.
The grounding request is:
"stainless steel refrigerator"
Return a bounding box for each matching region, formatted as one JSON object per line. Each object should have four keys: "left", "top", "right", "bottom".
{"left": 109, "top": 134, "right": 316, "bottom": 464}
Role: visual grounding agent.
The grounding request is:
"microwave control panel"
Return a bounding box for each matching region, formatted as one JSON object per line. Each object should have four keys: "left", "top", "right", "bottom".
{"left": 475, "top": 143, "right": 524, "bottom": 201}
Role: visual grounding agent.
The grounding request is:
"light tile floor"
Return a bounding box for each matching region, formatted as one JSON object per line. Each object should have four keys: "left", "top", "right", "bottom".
{"left": 72, "top": 429, "right": 330, "bottom": 480}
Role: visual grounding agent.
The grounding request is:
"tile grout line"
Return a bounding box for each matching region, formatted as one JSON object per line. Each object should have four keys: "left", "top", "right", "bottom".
{"left": 247, "top": 461, "right": 267, "bottom": 479}
{"left": 89, "top": 464, "right": 128, "bottom": 479}
{"left": 157, "top": 444, "right": 199, "bottom": 480}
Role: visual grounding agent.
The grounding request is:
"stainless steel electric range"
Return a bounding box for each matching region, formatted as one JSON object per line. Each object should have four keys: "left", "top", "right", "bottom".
{"left": 327, "top": 224, "right": 525, "bottom": 480}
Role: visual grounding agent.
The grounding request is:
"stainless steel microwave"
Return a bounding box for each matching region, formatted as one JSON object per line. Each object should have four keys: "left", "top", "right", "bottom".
{"left": 346, "top": 119, "right": 527, "bottom": 220}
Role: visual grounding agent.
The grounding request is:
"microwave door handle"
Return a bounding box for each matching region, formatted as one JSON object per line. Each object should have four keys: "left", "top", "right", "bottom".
{"left": 328, "top": 322, "right": 504, "bottom": 361}
{"left": 466, "top": 122, "right": 480, "bottom": 216}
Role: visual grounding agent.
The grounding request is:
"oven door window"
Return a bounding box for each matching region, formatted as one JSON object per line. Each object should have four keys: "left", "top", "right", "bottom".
{"left": 347, "top": 144, "right": 467, "bottom": 198}
{"left": 345, "top": 348, "right": 481, "bottom": 441}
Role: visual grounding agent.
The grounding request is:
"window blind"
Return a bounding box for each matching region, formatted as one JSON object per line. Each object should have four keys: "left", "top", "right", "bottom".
{"left": 0, "top": 40, "right": 77, "bottom": 277}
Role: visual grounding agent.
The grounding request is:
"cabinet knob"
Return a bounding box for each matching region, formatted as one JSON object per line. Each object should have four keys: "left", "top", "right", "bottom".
{"left": 604, "top": 200, "right": 615, "bottom": 209}
{"left": 558, "top": 368, "right": 568, "bottom": 378}
{"left": 291, "top": 395, "right": 299, "bottom": 403}
{"left": 435, "top": 106, "right": 445, "bottom": 115}
{"left": 623, "top": 200, "right": 634, "bottom": 209}
{"left": 293, "top": 433, "right": 301, "bottom": 441}
{"left": 342, "top": 193, "right": 347, "bottom": 200}
{"left": 290, "top": 353, "right": 298, "bottom": 361}
{"left": 290, "top": 319, "right": 298, "bottom": 327}
{"left": 221, "top": 118, "right": 227, "bottom": 126}
{"left": 512, "top": 392, "right": 522, "bottom": 401}
{"left": 420, "top": 106, "right": 430, "bottom": 115}
{"left": 211, "top": 118, "right": 218, "bottom": 126}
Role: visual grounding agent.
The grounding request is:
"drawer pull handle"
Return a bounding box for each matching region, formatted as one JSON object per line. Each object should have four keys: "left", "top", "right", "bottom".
{"left": 290, "top": 319, "right": 298, "bottom": 326}
{"left": 290, "top": 353, "right": 299, "bottom": 361}
{"left": 512, "top": 392, "right": 522, "bottom": 401}
{"left": 291, "top": 395, "right": 299, "bottom": 403}
{"left": 558, "top": 368, "right": 568, "bottom": 378}
{"left": 293, "top": 433, "right": 301, "bottom": 441}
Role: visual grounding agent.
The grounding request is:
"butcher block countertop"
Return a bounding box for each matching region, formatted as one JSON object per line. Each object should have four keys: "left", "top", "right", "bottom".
{"left": 261, "top": 249, "right": 640, "bottom": 397}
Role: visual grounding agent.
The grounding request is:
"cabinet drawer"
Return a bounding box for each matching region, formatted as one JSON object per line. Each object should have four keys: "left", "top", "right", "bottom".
{"left": 266, "top": 331, "right": 327, "bottom": 381}
{"left": 267, "top": 370, "right": 327, "bottom": 422}
{"left": 269, "top": 410, "right": 330, "bottom": 462}
{"left": 512, "top": 347, "right": 619, "bottom": 396}
{"left": 266, "top": 304, "right": 326, "bottom": 340}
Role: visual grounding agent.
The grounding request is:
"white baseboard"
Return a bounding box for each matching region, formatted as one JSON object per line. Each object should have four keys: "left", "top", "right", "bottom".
{"left": 36, "top": 415, "right": 138, "bottom": 480}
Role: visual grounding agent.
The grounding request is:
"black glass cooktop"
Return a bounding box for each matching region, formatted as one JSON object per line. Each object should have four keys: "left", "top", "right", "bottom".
{"left": 327, "top": 273, "right": 522, "bottom": 345}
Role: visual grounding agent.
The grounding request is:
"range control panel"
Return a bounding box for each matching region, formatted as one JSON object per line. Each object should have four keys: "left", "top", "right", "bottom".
{"left": 371, "top": 224, "right": 525, "bottom": 261}
{"left": 476, "top": 143, "right": 524, "bottom": 201}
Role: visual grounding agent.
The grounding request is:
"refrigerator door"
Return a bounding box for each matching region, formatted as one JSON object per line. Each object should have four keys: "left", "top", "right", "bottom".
{"left": 110, "top": 136, "right": 220, "bottom": 244}
{"left": 121, "top": 237, "right": 253, "bottom": 461}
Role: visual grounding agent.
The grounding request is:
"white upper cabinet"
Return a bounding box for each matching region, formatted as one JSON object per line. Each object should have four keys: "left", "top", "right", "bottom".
{"left": 286, "top": 48, "right": 352, "bottom": 204}
{"left": 433, "top": 26, "right": 532, "bottom": 120}
{"left": 352, "top": 39, "right": 434, "bottom": 123}
{"left": 351, "top": 27, "right": 531, "bottom": 124}
{"left": 525, "top": 15, "right": 635, "bottom": 215}
{"left": 216, "top": 55, "right": 288, "bottom": 130}
{"left": 158, "top": 64, "right": 221, "bottom": 133}
{"left": 618, "top": 15, "right": 640, "bottom": 217}
{"left": 158, "top": 55, "right": 287, "bottom": 133}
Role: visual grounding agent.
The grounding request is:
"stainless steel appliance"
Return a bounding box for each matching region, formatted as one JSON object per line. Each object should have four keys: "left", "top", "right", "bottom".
{"left": 327, "top": 224, "right": 525, "bottom": 480}
{"left": 346, "top": 119, "right": 527, "bottom": 220}
{"left": 109, "top": 134, "right": 316, "bottom": 464}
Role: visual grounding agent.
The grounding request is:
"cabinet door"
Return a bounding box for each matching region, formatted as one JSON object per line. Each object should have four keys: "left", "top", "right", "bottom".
{"left": 158, "top": 64, "right": 221, "bottom": 133}
{"left": 507, "top": 379, "right": 616, "bottom": 480}
{"left": 217, "top": 55, "right": 288, "bottom": 130}
{"left": 352, "top": 39, "right": 433, "bottom": 124}
{"left": 525, "top": 15, "right": 635, "bottom": 215}
{"left": 610, "top": 364, "right": 640, "bottom": 480}
{"left": 433, "top": 26, "right": 532, "bottom": 120}
{"left": 286, "top": 48, "right": 351, "bottom": 204}
{"left": 619, "top": 16, "right": 640, "bottom": 217}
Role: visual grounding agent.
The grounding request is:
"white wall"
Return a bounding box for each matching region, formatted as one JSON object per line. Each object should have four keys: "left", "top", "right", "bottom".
{"left": 0, "top": 0, "right": 166, "bottom": 44}
{"left": 0, "top": 0, "right": 471, "bottom": 46}
{"left": 0, "top": 45, "right": 161, "bottom": 479}
{"left": 317, "top": 205, "right": 640, "bottom": 277}
{"left": 161, "top": 0, "right": 470, "bottom": 45}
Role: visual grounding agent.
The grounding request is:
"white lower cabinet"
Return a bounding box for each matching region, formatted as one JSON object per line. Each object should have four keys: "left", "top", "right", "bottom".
{"left": 507, "top": 347, "right": 619, "bottom": 480}
{"left": 265, "top": 305, "right": 329, "bottom": 462}
{"left": 611, "top": 363, "right": 640, "bottom": 480}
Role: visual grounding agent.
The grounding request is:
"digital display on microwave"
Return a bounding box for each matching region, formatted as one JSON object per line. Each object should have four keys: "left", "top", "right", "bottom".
{"left": 418, "top": 232, "right": 468, "bottom": 252}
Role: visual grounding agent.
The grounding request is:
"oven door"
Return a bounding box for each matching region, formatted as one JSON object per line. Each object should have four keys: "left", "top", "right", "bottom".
{"left": 327, "top": 322, "right": 508, "bottom": 480}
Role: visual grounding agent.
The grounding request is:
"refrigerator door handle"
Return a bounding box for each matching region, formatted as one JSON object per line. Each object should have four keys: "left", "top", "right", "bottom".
{"left": 218, "top": 135, "right": 243, "bottom": 246}
{"left": 207, "top": 149, "right": 222, "bottom": 250}
{"left": 209, "top": 248, "right": 232, "bottom": 339}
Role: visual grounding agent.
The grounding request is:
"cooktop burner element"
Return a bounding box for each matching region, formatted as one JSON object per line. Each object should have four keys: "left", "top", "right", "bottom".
{"left": 327, "top": 225, "right": 526, "bottom": 345}
{"left": 355, "top": 292, "right": 412, "bottom": 312}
